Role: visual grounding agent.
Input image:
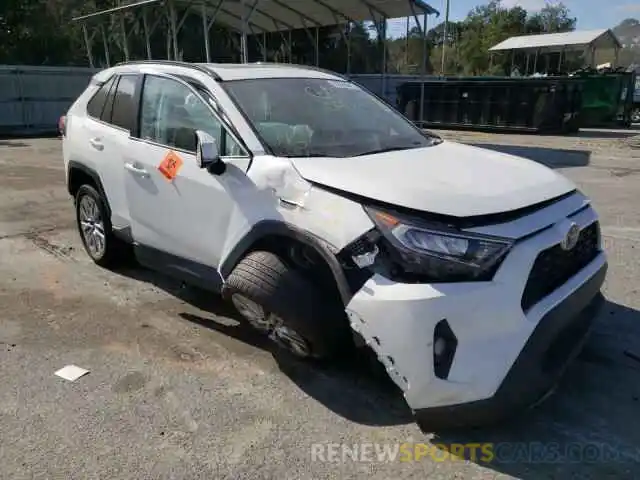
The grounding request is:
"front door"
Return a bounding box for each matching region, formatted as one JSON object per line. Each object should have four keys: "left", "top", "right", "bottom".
{"left": 124, "top": 74, "right": 252, "bottom": 291}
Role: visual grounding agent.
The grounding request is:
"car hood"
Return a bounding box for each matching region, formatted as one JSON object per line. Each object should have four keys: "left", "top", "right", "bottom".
{"left": 289, "top": 141, "right": 576, "bottom": 217}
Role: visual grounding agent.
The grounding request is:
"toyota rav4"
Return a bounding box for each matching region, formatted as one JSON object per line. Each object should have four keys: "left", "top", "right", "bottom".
{"left": 61, "top": 60, "right": 607, "bottom": 430}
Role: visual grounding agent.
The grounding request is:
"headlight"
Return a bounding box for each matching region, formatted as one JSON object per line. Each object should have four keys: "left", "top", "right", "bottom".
{"left": 365, "top": 206, "right": 513, "bottom": 282}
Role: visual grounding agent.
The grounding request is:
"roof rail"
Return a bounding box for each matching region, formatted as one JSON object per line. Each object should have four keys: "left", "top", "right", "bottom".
{"left": 114, "top": 60, "right": 221, "bottom": 81}
{"left": 250, "top": 62, "right": 349, "bottom": 80}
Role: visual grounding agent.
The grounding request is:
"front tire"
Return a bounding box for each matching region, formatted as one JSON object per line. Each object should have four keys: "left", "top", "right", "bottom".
{"left": 75, "top": 184, "right": 129, "bottom": 267}
{"left": 223, "top": 250, "right": 353, "bottom": 360}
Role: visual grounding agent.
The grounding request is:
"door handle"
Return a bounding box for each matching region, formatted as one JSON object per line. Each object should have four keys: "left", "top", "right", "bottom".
{"left": 124, "top": 162, "right": 149, "bottom": 178}
{"left": 89, "top": 137, "right": 104, "bottom": 151}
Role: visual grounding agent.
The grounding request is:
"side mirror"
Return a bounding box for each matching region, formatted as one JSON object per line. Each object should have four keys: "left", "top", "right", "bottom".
{"left": 195, "top": 130, "right": 225, "bottom": 175}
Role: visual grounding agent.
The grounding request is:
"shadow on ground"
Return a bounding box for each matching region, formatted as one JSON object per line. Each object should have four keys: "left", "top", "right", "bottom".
{"left": 429, "top": 299, "right": 640, "bottom": 479}
{"left": 469, "top": 143, "right": 591, "bottom": 168}
{"left": 111, "top": 262, "right": 413, "bottom": 428}
{"left": 573, "top": 129, "right": 640, "bottom": 139}
{"left": 0, "top": 131, "right": 59, "bottom": 141}
{"left": 0, "top": 140, "right": 30, "bottom": 148}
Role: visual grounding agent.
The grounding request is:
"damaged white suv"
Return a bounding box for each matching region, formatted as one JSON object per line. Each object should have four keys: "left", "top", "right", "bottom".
{"left": 62, "top": 61, "right": 607, "bottom": 430}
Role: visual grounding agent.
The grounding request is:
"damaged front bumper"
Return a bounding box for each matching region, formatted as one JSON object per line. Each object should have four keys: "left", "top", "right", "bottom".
{"left": 412, "top": 269, "right": 605, "bottom": 430}
{"left": 346, "top": 247, "right": 607, "bottom": 431}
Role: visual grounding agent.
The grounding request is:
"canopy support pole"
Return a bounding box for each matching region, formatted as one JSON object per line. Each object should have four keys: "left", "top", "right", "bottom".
{"left": 101, "top": 24, "right": 111, "bottom": 66}
{"left": 419, "top": 13, "right": 428, "bottom": 126}
{"left": 346, "top": 22, "right": 352, "bottom": 74}
{"left": 142, "top": 9, "right": 152, "bottom": 59}
{"left": 168, "top": 1, "right": 179, "bottom": 60}
{"left": 201, "top": 3, "right": 211, "bottom": 62}
{"left": 82, "top": 24, "right": 95, "bottom": 68}
{"left": 381, "top": 18, "right": 387, "bottom": 97}
{"left": 315, "top": 27, "right": 320, "bottom": 66}
{"left": 240, "top": 0, "right": 248, "bottom": 63}
{"left": 263, "top": 32, "right": 268, "bottom": 61}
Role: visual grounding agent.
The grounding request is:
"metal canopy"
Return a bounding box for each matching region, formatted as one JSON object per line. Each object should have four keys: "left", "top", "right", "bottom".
{"left": 489, "top": 29, "right": 622, "bottom": 53}
{"left": 71, "top": 0, "right": 439, "bottom": 118}
{"left": 74, "top": 0, "right": 439, "bottom": 33}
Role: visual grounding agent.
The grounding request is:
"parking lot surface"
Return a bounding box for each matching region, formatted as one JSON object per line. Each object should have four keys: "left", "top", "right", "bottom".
{"left": 0, "top": 130, "right": 639, "bottom": 479}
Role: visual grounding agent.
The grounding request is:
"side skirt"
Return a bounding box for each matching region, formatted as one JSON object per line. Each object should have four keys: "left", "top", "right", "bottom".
{"left": 133, "top": 244, "right": 224, "bottom": 293}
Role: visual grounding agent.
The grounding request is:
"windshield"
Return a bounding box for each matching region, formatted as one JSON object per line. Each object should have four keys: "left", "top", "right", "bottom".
{"left": 223, "top": 77, "right": 440, "bottom": 158}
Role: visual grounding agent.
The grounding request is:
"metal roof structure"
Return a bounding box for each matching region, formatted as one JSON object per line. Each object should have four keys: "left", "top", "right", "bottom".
{"left": 72, "top": 0, "right": 439, "bottom": 77}
{"left": 74, "top": 0, "right": 439, "bottom": 33}
{"left": 489, "top": 29, "right": 622, "bottom": 53}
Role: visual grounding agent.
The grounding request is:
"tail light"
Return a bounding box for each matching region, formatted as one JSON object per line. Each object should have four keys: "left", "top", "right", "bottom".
{"left": 58, "top": 115, "right": 67, "bottom": 137}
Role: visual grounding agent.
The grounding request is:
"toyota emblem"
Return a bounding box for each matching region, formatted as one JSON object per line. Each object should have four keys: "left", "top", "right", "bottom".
{"left": 561, "top": 223, "right": 581, "bottom": 251}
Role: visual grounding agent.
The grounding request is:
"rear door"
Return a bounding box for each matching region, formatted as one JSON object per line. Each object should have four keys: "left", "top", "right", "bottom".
{"left": 82, "top": 73, "right": 142, "bottom": 230}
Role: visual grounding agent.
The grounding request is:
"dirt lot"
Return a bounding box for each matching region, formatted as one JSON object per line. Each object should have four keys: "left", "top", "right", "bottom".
{"left": 0, "top": 130, "right": 639, "bottom": 479}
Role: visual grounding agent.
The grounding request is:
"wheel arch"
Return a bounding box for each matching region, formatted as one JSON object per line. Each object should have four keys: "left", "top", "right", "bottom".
{"left": 67, "top": 161, "right": 111, "bottom": 217}
{"left": 220, "top": 220, "right": 354, "bottom": 306}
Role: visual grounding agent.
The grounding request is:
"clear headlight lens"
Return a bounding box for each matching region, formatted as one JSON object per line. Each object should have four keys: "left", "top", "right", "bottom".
{"left": 365, "top": 206, "right": 513, "bottom": 281}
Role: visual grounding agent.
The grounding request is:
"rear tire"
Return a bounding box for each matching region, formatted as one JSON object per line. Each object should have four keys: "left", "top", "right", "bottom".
{"left": 75, "top": 184, "right": 132, "bottom": 268}
{"left": 223, "top": 250, "right": 353, "bottom": 360}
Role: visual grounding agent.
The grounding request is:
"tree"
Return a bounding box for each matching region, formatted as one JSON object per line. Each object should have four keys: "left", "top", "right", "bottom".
{"left": 430, "top": 0, "right": 578, "bottom": 75}
{"left": 454, "top": 1, "right": 528, "bottom": 75}
{"left": 526, "top": 3, "right": 576, "bottom": 34}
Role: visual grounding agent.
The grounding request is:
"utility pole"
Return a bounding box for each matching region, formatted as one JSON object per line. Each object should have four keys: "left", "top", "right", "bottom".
{"left": 440, "top": 0, "right": 450, "bottom": 76}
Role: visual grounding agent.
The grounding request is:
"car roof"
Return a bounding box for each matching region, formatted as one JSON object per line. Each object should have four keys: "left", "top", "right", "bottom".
{"left": 200, "top": 63, "right": 345, "bottom": 81}
{"left": 95, "top": 61, "right": 347, "bottom": 83}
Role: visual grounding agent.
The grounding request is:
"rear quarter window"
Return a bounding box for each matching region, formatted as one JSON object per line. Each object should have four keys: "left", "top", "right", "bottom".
{"left": 86, "top": 76, "right": 116, "bottom": 119}
{"left": 101, "top": 76, "right": 119, "bottom": 123}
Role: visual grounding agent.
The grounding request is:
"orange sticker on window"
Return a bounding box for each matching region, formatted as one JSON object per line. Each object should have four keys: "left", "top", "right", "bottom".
{"left": 158, "top": 150, "right": 183, "bottom": 181}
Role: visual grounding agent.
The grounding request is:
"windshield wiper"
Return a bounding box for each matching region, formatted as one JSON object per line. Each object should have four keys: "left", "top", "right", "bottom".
{"left": 282, "top": 153, "right": 337, "bottom": 158}
{"left": 351, "top": 146, "right": 417, "bottom": 157}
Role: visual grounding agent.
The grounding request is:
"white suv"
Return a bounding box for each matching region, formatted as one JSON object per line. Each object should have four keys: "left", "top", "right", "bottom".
{"left": 61, "top": 61, "right": 607, "bottom": 430}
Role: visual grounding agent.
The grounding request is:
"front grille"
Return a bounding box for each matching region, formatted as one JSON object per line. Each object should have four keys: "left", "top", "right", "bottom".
{"left": 521, "top": 222, "right": 600, "bottom": 312}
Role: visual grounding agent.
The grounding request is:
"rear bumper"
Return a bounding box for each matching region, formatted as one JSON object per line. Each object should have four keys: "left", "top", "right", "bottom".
{"left": 414, "top": 263, "right": 606, "bottom": 430}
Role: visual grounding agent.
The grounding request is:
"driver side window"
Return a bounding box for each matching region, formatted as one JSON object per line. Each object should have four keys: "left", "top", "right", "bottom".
{"left": 139, "top": 75, "right": 243, "bottom": 155}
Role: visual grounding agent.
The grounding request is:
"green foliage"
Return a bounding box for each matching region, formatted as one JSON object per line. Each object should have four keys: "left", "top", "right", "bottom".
{"left": 383, "top": 1, "right": 578, "bottom": 76}
{"left": 436, "top": 0, "right": 576, "bottom": 75}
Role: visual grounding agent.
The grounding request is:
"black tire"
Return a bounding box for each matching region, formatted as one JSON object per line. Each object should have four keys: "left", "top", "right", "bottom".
{"left": 223, "top": 250, "right": 353, "bottom": 360}
{"left": 75, "top": 184, "right": 131, "bottom": 268}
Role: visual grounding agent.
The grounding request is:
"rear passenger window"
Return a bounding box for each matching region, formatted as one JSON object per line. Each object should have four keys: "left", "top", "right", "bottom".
{"left": 110, "top": 75, "right": 138, "bottom": 132}
{"left": 86, "top": 76, "right": 116, "bottom": 119}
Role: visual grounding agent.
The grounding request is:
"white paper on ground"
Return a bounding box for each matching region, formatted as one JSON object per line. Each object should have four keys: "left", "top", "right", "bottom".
{"left": 54, "top": 365, "right": 90, "bottom": 382}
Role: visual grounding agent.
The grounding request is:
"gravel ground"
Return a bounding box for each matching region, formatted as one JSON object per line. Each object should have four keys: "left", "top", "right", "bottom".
{"left": 0, "top": 130, "right": 639, "bottom": 479}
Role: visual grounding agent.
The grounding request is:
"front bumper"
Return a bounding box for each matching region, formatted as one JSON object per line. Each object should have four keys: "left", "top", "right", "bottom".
{"left": 345, "top": 203, "right": 607, "bottom": 429}
{"left": 414, "top": 265, "right": 605, "bottom": 430}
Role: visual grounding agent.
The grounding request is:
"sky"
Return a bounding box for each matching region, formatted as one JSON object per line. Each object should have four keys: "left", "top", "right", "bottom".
{"left": 385, "top": 0, "right": 640, "bottom": 38}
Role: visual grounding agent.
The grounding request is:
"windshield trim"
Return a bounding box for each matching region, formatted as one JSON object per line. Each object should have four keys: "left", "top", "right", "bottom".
{"left": 219, "top": 76, "right": 441, "bottom": 158}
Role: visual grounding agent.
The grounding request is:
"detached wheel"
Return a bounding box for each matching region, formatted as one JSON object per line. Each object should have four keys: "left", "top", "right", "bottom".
{"left": 75, "top": 184, "right": 130, "bottom": 267}
{"left": 224, "top": 250, "right": 352, "bottom": 360}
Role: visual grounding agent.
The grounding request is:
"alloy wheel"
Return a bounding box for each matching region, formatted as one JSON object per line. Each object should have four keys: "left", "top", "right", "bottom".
{"left": 78, "top": 195, "right": 106, "bottom": 259}
{"left": 230, "top": 293, "right": 312, "bottom": 358}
